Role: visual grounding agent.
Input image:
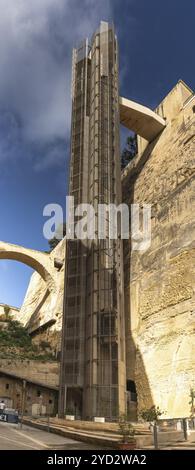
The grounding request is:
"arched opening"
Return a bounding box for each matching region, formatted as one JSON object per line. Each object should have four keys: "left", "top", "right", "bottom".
{"left": 0, "top": 260, "right": 34, "bottom": 309}
{"left": 0, "top": 242, "right": 55, "bottom": 292}
{"left": 0, "top": 260, "right": 42, "bottom": 364}
{"left": 0, "top": 256, "right": 57, "bottom": 363}
{"left": 0, "top": 243, "right": 58, "bottom": 356}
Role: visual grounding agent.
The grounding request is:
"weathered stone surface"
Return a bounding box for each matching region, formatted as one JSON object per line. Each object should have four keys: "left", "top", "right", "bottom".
{"left": 0, "top": 359, "right": 59, "bottom": 415}
{"left": 19, "top": 239, "right": 65, "bottom": 353}
{"left": 0, "top": 358, "right": 60, "bottom": 388}
{"left": 122, "top": 81, "right": 195, "bottom": 418}
{"left": 0, "top": 304, "right": 19, "bottom": 319}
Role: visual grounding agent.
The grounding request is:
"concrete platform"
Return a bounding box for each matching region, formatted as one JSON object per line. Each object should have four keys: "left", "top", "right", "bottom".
{"left": 23, "top": 417, "right": 187, "bottom": 449}
{"left": 119, "top": 96, "right": 166, "bottom": 141}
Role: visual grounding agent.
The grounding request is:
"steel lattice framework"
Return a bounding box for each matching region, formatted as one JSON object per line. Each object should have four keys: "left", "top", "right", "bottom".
{"left": 59, "top": 22, "right": 126, "bottom": 420}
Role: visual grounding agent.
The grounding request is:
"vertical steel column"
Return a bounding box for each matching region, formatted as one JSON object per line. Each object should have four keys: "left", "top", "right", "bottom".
{"left": 59, "top": 41, "right": 91, "bottom": 417}
{"left": 84, "top": 22, "right": 126, "bottom": 420}
{"left": 59, "top": 22, "right": 126, "bottom": 421}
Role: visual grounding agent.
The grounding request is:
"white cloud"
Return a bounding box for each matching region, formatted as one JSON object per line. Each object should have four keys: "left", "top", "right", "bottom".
{"left": 0, "top": 0, "right": 112, "bottom": 168}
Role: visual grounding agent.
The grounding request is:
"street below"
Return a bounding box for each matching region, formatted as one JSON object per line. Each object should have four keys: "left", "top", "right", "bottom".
{"left": 0, "top": 422, "right": 101, "bottom": 450}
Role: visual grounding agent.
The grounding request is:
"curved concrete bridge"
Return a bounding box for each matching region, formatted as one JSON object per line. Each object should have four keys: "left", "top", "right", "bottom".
{"left": 0, "top": 241, "right": 57, "bottom": 292}
{"left": 119, "top": 96, "right": 166, "bottom": 141}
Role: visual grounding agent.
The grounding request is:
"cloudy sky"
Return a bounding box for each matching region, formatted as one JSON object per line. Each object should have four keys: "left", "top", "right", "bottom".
{"left": 0, "top": 0, "right": 194, "bottom": 307}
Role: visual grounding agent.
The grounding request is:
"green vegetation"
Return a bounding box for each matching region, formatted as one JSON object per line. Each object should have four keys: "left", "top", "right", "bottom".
{"left": 0, "top": 320, "right": 32, "bottom": 348}
{"left": 48, "top": 222, "right": 66, "bottom": 251}
{"left": 39, "top": 340, "right": 51, "bottom": 350}
{"left": 121, "top": 134, "right": 138, "bottom": 170}
{"left": 140, "top": 406, "right": 164, "bottom": 423}
{"left": 3, "top": 304, "right": 11, "bottom": 319}
{"left": 118, "top": 414, "right": 135, "bottom": 443}
{"left": 189, "top": 388, "right": 195, "bottom": 417}
{"left": 0, "top": 319, "right": 55, "bottom": 361}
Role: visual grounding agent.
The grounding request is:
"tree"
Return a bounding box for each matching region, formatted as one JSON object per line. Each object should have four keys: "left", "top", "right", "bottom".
{"left": 3, "top": 305, "right": 11, "bottom": 320}
{"left": 0, "top": 319, "right": 32, "bottom": 348}
{"left": 140, "top": 406, "right": 164, "bottom": 450}
{"left": 140, "top": 405, "right": 163, "bottom": 424}
{"left": 189, "top": 388, "right": 195, "bottom": 417}
{"left": 118, "top": 414, "right": 135, "bottom": 443}
{"left": 48, "top": 223, "right": 66, "bottom": 251}
{"left": 121, "top": 134, "right": 138, "bottom": 170}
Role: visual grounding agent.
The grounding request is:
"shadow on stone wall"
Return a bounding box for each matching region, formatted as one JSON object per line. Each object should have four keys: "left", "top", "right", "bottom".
{"left": 122, "top": 135, "right": 162, "bottom": 419}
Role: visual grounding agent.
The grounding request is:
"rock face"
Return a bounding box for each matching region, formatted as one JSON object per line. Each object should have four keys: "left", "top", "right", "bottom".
{"left": 0, "top": 304, "right": 19, "bottom": 319}
{"left": 19, "top": 239, "right": 65, "bottom": 354}
{"left": 0, "top": 358, "right": 60, "bottom": 388}
{"left": 122, "top": 81, "right": 195, "bottom": 418}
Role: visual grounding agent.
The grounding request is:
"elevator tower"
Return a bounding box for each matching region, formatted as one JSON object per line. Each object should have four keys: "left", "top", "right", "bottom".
{"left": 59, "top": 21, "right": 126, "bottom": 420}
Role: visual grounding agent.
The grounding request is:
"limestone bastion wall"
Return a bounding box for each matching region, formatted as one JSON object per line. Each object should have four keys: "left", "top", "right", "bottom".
{"left": 18, "top": 238, "right": 65, "bottom": 354}
{"left": 122, "top": 81, "right": 195, "bottom": 418}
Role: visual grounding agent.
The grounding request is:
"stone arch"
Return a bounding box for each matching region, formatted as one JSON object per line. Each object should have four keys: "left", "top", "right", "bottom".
{"left": 0, "top": 241, "right": 56, "bottom": 292}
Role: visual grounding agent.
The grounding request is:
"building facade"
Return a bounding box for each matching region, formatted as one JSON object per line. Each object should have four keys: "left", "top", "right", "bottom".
{"left": 59, "top": 22, "right": 126, "bottom": 420}
{"left": 0, "top": 371, "right": 58, "bottom": 416}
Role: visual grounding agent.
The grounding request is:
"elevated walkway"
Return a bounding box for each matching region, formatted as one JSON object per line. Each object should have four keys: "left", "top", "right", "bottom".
{"left": 119, "top": 96, "right": 166, "bottom": 141}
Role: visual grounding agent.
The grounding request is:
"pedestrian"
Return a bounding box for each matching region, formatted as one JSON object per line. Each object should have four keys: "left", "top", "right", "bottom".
{"left": 0, "top": 400, "right": 6, "bottom": 414}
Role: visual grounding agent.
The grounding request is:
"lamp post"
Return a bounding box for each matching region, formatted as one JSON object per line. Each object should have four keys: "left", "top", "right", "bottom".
{"left": 20, "top": 379, "right": 26, "bottom": 429}
{"left": 39, "top": 394, "right": 43, "bottom": 416}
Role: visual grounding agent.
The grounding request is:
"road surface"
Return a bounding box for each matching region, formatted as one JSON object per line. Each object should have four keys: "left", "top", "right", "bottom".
{"left": 0, "top": 422, "right": 101, "bottom": 450}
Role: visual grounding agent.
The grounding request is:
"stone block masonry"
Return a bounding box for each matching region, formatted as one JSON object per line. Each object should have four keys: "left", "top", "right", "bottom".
{"left": 122, "top": 80, "right": 195, "bottom": 418}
